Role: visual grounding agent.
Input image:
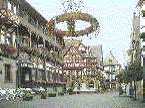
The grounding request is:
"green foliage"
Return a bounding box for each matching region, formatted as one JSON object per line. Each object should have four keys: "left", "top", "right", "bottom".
{"left": 41, "top": 91, "right": 47, "bottom": 99}
{"left": 67, "top": 88, "right": 73, "bottom": 93}
{"left": 125, "top": 61, "right": 143, "bottom": 82}
{"left": 48, "top": 93, "right": 57, "bottom": 97}
{"left": 116, "top": 71, "right": 124, "bottom": 83}
{"left": 67, "top": 88, "right": 75, "bottom": 95}
{"left": 142, "top": 10, "right": 145, "bottom": 17}
{"left": 23, "top": 92, "right": 33, "bottom": 101}
{"left": 140, "top": 32, "right": 145, "bottom": 39}
{"left": 58, "top": 92, "right": 64, "bottom": 96}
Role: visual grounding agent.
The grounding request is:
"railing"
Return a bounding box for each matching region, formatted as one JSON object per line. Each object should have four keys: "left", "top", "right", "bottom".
{"left": 19, "top": 16, "right": 63, "bottom": 49}
{"left": 0, "top": 9, "right": 63, "bottom": 64}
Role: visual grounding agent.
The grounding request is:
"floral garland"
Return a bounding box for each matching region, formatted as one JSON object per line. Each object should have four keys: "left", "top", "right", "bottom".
{"left": 48, "top": 12, "right": 100, "bottom": 37}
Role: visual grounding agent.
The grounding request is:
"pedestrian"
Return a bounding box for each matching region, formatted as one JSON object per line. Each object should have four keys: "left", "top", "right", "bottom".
{"left": 119, "top": 85, "right": 123, "bottom": 96}
{"left": 126, "top": 83, "right": 130, "bottom": 97}
{"left": 129, "top": 85, "right": 134, "bottom": 98}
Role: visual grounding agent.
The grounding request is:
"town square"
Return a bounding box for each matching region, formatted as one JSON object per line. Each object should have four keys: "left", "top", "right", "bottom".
{"left": 0, "top": 0, "right": 145, "bottom": 108}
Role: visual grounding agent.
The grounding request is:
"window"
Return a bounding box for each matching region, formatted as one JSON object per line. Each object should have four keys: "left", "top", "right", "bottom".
{"left": 19, "top": 10, "right": 25, "bottom": 17}
{"left": 13, "top": 5, "right": 17, "bottom": 14}
{"left": 5, "top": 64, "right": 11, "bottom": 83}
{"left": 8, "top": 1, "right": 12, "bottom": 10}
{"left": 5, "top": 33, "right": 12, "bottom": 45}
{"left": 7, "top": 0, "right": 17, "bottom": 14}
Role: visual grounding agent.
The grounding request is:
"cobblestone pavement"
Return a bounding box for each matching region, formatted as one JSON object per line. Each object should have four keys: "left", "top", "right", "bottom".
{"left": 0, "top": 92, "right": 145, "bottom": 108}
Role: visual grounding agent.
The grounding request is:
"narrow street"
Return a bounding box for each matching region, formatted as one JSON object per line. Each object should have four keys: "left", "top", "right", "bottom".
{"left": 0, "top": 92, "right": 145, "bottom": 108}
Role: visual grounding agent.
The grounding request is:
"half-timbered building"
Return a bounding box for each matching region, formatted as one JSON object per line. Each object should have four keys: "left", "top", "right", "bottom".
{"left": 63, "top": 39, "right": 103, "bottom": 92}
{"left": 103, "top": 51, "right": 121, "bottom": 90}
{"left": 0, "top": 0, "right": 65, "bottom": 91}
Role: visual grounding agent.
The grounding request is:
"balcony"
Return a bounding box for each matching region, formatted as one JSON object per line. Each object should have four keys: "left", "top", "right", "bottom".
{"left": 0, "top": 8, "right": 63, "bottom": 51}
{"left": 18, "top": 16, "right": 63, "bottom": 50}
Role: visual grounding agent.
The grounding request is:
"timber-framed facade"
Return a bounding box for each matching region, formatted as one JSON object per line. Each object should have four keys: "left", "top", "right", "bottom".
{"left": 0, "top": 0, "right": 65, "bottom": 90}
{"left": 63, "top": 40, "right": 103, "bottom": 91}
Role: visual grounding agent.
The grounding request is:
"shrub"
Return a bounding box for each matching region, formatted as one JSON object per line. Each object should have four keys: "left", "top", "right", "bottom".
{"left": 48, "top": 93, "right": 56, "bottom": 97}
{"left": 23, "top": 92, "right": 33, "bottom": 101}
{"left": 41, "top": 91, "right": 47, "bottom": 99}
{"left": 68, "top": 92, "right": 75, "bottom": 95}
{"left": 58, "top": 92, "right": 64, "bottom": 96}
{"left": 67, "top": 88, "right": 73, "bottom": 93}
{"left": 67, "top": 88, "right": 75, "bottom": 95}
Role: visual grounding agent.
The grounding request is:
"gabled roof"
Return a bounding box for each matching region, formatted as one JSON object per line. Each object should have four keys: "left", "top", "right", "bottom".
{"left": 63, "top": 40, "right": 103, "bottom": 63}
{"left": 104, "top": 51, "right": 119, "bottom": 66}
{"left": 63, "top": 39, "right": 83, "bottom": 57}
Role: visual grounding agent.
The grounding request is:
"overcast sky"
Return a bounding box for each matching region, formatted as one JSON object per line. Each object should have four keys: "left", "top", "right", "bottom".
{"left": 26, "top": 0, "right": 138, "bottom": 66}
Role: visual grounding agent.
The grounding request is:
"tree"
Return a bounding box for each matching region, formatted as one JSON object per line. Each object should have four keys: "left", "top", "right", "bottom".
{"left": 126, "top": 61, "right": 143, "bottom": 99}
{"left": 116, "top": 70, "right": 125, "bottom": 83}
{"left": 127, "top": 61, "right": 142, "bottom": 81}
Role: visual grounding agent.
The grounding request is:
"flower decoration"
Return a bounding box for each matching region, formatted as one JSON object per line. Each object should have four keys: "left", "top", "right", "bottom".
{"left": 48, "top": 12, "right": 100, "bottom": 37}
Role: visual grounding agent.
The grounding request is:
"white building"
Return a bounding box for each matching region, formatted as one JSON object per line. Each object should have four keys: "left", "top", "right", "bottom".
{"left": 103, "top": 51, "right": 121, "bottom": 90}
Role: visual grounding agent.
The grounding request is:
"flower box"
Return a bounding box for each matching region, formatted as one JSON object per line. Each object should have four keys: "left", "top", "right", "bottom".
{"left": 6, "top": 47, "right": 17, "bottom": 53}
